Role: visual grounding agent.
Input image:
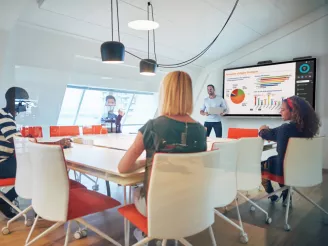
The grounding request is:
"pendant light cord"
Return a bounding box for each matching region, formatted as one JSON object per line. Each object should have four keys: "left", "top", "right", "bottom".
{"left": 110, "top": 0, "right": 114, "bottom": 41}
{"left": 157, "top": 0, "right": 239, "bottom": 68}
{"left": 147, "top": 3, "right": 150, "bottom": 59}
{"left": 116, "top": 0, "right": 121, "bottom": 42}
{"left": 125, "top": 0, "right": 239, "bottom": 68}
{"left": 150, "top": 2, "right": 157, "bottom": 62}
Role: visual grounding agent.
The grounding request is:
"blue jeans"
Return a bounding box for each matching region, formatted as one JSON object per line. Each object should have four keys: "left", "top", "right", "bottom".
{"left": 204, "top": 121, "right": 222, "bottom": 137}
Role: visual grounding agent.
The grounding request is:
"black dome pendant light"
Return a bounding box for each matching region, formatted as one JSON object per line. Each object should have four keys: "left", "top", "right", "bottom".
{"left": 101, "top": 0, "right": 125, "bottom": 63}
{"left": 140, "top": 2, "right": 157, "bottom": 76}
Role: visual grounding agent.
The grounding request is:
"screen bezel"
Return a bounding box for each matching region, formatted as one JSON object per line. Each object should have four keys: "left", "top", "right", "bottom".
{"left": 222, "top": 58, "right": 316, "bottom": 117}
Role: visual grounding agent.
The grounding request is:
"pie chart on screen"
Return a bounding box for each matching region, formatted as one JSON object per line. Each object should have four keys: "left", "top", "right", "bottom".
{"left": 231, "top": 89, "right": 245, "bottom": 104}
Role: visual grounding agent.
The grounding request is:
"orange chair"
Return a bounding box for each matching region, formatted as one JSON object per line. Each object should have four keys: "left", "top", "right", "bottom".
{"left": 50, "top": 126, "right": 80, "bottom": 137}
{"left": 21, "top": 127, "right": 43, "bottom": 138}
{"left": 82, "top": 125, "right": 104, "bottom": 135}
{"left": 227, "top": 128, "right": 259, "bottom": 139}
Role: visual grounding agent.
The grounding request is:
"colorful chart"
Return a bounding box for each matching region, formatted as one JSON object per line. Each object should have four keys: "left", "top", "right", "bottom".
{"left": 231, "top": 89, "right": 245, "bottom": 104}
{"left": 256, "top": 75, "right": 291, "bottom": 87}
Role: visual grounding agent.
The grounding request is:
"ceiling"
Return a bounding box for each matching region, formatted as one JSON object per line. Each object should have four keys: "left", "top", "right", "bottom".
{"left": 5, "top": 0, "right": 328, "bottom": 68}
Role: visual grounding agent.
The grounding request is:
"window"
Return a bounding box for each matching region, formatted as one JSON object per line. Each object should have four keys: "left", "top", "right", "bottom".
{"left": 57, "top": 85, "right": 157, "bottom": 129}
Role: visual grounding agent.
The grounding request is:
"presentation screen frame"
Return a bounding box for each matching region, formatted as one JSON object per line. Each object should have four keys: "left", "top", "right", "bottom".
{"left": 222, "top": 58, "right": 316, "bottom": 117}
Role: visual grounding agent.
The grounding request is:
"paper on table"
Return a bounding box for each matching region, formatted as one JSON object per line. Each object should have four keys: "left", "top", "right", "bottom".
{"left": 207, "top": 107, "right": 224, "bottom": 115}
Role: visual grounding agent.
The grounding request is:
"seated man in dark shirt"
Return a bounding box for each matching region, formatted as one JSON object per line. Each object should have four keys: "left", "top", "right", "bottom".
{"left": 259, "top": 96, "right": 320, "bottom": 206}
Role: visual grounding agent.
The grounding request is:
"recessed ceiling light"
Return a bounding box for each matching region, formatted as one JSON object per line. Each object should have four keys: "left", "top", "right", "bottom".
{"left": 101, "top": 77, "right": 112, "bottom": 80}
{"left": 128, "top": 20, "right": 159, "bottom": 31}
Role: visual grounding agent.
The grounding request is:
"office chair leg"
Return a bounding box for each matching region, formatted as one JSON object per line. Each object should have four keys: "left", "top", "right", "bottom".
{"left": 284, "top": 187, "right": 292, "bottom": 231}
{"left": 5, "top": 205, "right": 33, "bottom": 230}
{"left": 26, "top": 215, "right": 39, "bottom": 244}
{"left": 238, "top": 192, "right": 271, "bottom": 224}
{"left": 26, "top": 222, "right": 64, "bottom": 246}
{"left": 209, "top": 226, "right": 217, "bottom": 246}
{"left": 293, "top": 187, "right": 328, "bottom": 216}
{"left": 64, "top": 221, "right": 71, "bottom": 246}
{"left": 235, "top": 199, "right": 248, "bottom": 244}
{"left": 75, "top": 218, "right": 121, "bottom": 246}
{"left": 179, "top": 238, "right": 192, "bottom": 246}
{"left": 132, "top": 237, "right": 153, "bottom": 246}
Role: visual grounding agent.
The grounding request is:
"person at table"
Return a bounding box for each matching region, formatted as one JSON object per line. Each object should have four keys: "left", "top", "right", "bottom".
{"left": 101, "top": 95, "right": 124, "bottom": 133}
{"left": 0, "top": 87, "right": 71, "bottom": 219}
{"left": 118, "top": 71, "right": 207, "bottom": 241}
{"left": 200, "top": 84, "right": 227, "bottom": 137}
{"left": 259, "top": 96, "right": 320, "bottom": 206}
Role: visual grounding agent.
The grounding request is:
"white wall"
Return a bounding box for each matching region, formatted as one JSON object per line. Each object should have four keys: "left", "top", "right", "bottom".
{"left": 192, "top": 5, "right": 328, "bottom": 167}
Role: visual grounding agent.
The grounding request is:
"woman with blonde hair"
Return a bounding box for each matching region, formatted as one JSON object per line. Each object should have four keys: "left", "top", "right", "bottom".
{"left": 118, "top": 71, "right": 207, "bottom": 241}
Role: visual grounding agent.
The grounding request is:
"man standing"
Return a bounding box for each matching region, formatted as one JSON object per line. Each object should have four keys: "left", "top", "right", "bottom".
{"left": 200, "top": 84, "right": 227, "bottom": 137}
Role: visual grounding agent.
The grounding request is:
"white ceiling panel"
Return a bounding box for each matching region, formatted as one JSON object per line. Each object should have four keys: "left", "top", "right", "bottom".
{"left": 12, "top": 0, "right": 327, "bottom": 69}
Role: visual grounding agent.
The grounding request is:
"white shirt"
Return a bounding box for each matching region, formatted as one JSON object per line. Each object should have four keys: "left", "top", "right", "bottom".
{"left": 200, "top": 96, "right": 227, "bottom": 122}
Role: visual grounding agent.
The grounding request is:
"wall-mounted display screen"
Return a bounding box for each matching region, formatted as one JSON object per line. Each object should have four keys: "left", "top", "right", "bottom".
{"left": 223, "top": 58, "right": 316, "bottom": 116}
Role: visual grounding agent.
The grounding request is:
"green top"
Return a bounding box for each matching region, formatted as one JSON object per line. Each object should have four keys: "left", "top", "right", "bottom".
{"left": 138, "top": 116, "right": 207, "bottom": 198}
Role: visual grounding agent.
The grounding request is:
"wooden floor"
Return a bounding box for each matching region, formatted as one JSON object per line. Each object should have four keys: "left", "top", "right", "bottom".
{"left": 1, "top": 173, "right": 328, "bottom": 246}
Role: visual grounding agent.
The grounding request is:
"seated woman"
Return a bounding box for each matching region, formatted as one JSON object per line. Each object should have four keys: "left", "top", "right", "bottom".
{"left": 259, "top": 96, "right": 320, "bottom": 206}
{"left": 118, "top": 71, "right": 207, "bottom": 241}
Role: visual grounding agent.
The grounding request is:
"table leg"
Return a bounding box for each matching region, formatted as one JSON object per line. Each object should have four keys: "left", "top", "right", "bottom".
{"left": 124, "top": 186, "right": 130, "bottom": 246}
{"left": 106, "top": 181, "right": 111, "bottom": 196}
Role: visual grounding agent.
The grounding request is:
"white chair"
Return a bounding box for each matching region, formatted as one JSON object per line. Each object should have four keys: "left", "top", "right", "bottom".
{"left": 235, "top": 137, "right": 273, "bottom": 224}
{"left": 1, "top": 137, "right": 34, "bottom": 236}
{"left": 211, "top": 141, "right": 248, "bottom": 244}
{"left": 119, "top": 150, "right": 221, "bottom": 246}
{"left": 254, "top": 137, "right": 328, "bottom": 231}
{"left": 26, "top": 141, "right": 122, "bottom": 246}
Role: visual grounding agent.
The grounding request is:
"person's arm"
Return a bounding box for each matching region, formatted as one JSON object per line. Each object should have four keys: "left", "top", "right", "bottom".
{"left": 118, "top": 132, "right": 146, "bottom": 173}
{"left": 259, "top": 125, "right": 279, "bottom": 142}
{"left": 220, "top": 98, "right": 228, "bottom": 115}
{"left": 0, "top": 115, "right": 21, "bottom": 144}
{"left": 200, "top": 99, "right": 207, "bottom": 116}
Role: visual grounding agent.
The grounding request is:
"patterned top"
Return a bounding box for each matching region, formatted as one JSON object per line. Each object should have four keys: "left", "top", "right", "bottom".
{"left": 0, "top": 108, "right": 21, "bottom": 163}
{"left": 139, "top": 116, "right": 207, "bottom": 198}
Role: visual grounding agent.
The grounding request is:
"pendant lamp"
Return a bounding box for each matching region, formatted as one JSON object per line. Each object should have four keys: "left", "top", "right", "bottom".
{"left": 140, "top": 2, "right": 157, "bottom": 76}
{"left": 101, "top": 0, "right": 125, "bottom": 63}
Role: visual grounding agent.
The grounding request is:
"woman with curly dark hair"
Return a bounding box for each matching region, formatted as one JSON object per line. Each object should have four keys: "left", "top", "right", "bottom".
{"left": 259, "top": 96, "right": 321, "bottom": 206}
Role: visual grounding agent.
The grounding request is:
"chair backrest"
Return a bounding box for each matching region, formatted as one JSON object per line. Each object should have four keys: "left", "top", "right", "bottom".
{"left": 236, "top": 137, "right": 264, "bottom": 191}
{"left": 228, "top": 128, "right": 258, "bottom": 139}
{"left": 147, "top": 150, "right": 220, "bottom": 239}
{"left": 14, "top": 137, "right": 35, "bottom": 199}
{"left": 28, "top": 141, "right": 70, "bottom": 222}
{"left": 50, "top": 126, "right": 80, "bottom": 137}
{"left": 21, "top": 126, "right": 43, "bottom": 138}
{"left": 82, "top": 125, "right": 103, "bottom": 135}
{"left": 211, "top": 141, "right": 238, "bottom": 207}
{"left": 284, "top": 137, "right": 324, "bottom": 187}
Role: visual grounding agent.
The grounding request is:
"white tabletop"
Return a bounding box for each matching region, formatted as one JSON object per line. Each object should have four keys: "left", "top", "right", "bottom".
{"left": 64, "top": 143, "right": 145, "bottom": 177}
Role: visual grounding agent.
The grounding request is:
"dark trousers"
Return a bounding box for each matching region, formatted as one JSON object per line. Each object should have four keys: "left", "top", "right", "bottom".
{"left": 0, "top": 155, "right": 18, "bottom": 202}
{"left": 204, "top": 121, "right": 222, "bottom": 137}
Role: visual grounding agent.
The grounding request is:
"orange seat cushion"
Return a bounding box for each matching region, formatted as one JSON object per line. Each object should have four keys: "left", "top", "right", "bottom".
{"left": 0, "top": 178, "right": 16, "bottom": 187}
{"left": 118, "top": 204, "right": 148, "bottom": 234}
{"left": 67, "top": 188, "right": 120, "bottom": 220}
{"left": 69, "top": 179, "right": 86, "bottom": 190}
{"left": 262, "top": 171, "right": 284, "bottom": 184}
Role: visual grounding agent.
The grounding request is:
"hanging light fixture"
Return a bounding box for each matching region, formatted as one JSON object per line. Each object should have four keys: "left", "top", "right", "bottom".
{"left": 140, "top": 2, "right": 157, "bottom": 76}
{"left": 101, "top": 0, "right": 125, "bottom": 63}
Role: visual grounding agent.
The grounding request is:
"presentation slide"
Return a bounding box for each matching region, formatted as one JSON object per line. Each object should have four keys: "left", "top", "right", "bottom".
{"left": 223, "top": 59, "right": 315, "bottom": 116}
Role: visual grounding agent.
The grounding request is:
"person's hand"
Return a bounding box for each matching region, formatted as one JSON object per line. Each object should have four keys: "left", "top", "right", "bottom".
{"left": 118, "top": 109, "right": 125, "bottom": 116}
{"left": 58, "top": 138, "right": 72, "bottom": 148}
{"left": 205, "top": 112, "right": 209, "bottom": 116}
{"left": 259, "top": 125, "right": 269, "bottom": 131}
